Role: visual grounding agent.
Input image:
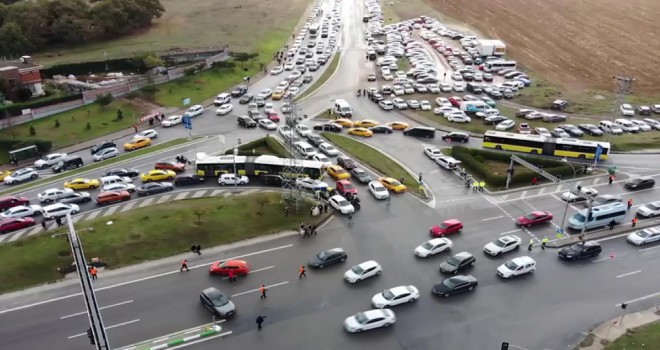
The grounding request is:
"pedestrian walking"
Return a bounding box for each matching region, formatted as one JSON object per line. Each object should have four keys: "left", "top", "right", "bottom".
{"left": 632, "top": 217, "right": 638, "bottom": 227}
{"left": 627, "top": 198, "right": 633, "bottom": 210}
{"left": 311, "top": 224, "right": 317, "bottom": 236}
{"left": 133, "top": 124, "right": 138, "bottom": 132}
{"left": 317, "top": 204, "right": 323, "bottom": 214}
{"left": 260, "top": 285, "right": 268, "bottom": 299}
{"left": 418, "top": 172, "right": 423, "bottom": 183}
{"left": 532, "top": 177, "right": 538, "bottom": 186}
{"left": 41, "top": 220, "right": 47, "bottom": 231}
{"left": 228, "top": 270, "right": 236, "bottom": 283}
{"left": 528, "top": 239, "right": 534, "bottom": 251}
{"left": 180, "top": 259, "right": 189, "bottom": 271}
{"left": 195, "top": 243, "right": 202, "bottom": 255}
{"left": 55, "top": 217, "right": 62, "bottom": 227}
{"left": 347, "top": 213, "right": 353, "bottom": 224}
{"left": 303, "top": 227, "right": 309, "bottom": 238}
{"left": 284, "top": 206, "right": 290, "bottom": 217}
{"left": 256, "top": 315, "right": 266, "bottom": 330}
{"left": 89, "top": 266, "right": 98, "bottom": 280}
{"left": 399, "top": 176, "right": 405, "bottom": 184}
{"left": 323, "top": 203, "right": 329, "bottom": 213}
{"left": 609, "top": 219, "right": 616, "bottom": 230}
{"left": 541, "top": 237, "right": 549, "bottom": 250}
{"left": 480, "top": 181, "right": 486, "bottom": 191}
{"left": 609, "top": 175, "right": 614, "bottom": 185}
{"left": 472, "top": 180, "right": 479, "bottom": 191}
{"left": 299, "top": 265, "right": 307, "bottom": 278}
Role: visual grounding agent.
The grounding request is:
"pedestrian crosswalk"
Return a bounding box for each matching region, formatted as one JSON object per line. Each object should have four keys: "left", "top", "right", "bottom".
{"left": 0, "top": 188, "right": 253, "bottom": 245}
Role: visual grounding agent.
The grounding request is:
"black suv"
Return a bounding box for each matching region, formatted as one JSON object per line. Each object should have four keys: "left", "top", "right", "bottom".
{"left": 239, "top": 94, "right": 254, "bottom": 104}
{"left": 237, "top": 116, "right": 257, "bottom": 128}
{"left": 308, "top": 248, "right": 347, "bottom": 268}
{"left": 442, "top": 132, "right": 470, "bottom": 143}
{"left": 578, "top": 124, "right": 604, "bottom": 136}
{"left": 231, "top": 85, "right": 248, "bottom": 97}
{"left": 337, "top": 156, "right": 357, "bottom": 170}
{"left": 558, "top": 241, "right": 602, "bottom": 261}
{"left": 90, "top": 141, "right": 116, "bottom": 155}
{"left": 551, "top": 99, "right": 568, "bottom": 110}
{"left": 313, "top": 123, "right": 342, "bottom": 132}
{"left": 439, "top": 252, "right": 476, "bottom": 274}
{"left": 174, "top": 174, "right": 205, "bottom": 186}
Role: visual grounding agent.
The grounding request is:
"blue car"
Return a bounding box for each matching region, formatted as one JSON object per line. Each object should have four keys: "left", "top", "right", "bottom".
{"left": 516, "top": 78, "right": 532, "bottom": 86}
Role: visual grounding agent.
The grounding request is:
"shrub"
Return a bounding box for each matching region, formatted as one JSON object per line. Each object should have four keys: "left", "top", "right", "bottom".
{"left": 116, "top": 109, "right": 124, "bottom": 121}
{"left": 184, "top": 67, "right": 197, "bottom": 76}
{"left": 28, "top": 125, "right": 36, "bottom": 136}
{"left": 0, "top": 93, "right": 83, "bottom": 117}
{"left": 54, "top": 119, "right": 61, "bottom": 128}
{"left": 16, "top": 87, "right": 33, "bottom": 101}
{"left": 95, "top": 93, "right": 113, "bottom": 107}
{"left": 86, "top": 122, "right": 91, "bottom": 130}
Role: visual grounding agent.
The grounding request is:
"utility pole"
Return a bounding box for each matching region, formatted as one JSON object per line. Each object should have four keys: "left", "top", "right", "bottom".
{"left": 232, "top": 138, "right": 241, "bottom": 193}
{"left": 280, "top": 94, "right": 304, "bottom": 211}
{"left": 609, "top": 76, "right": 634, "bottom": 142}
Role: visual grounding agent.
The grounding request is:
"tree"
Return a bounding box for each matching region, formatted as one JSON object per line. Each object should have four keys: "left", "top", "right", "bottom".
{"left": 232, "top": 52, "right": 251, "bottom": 68}
{"left": 124, "top": 91, "right": 140, "bottom": 105}
{"left": 95, "top": 93, "right": 113, "bottom": 107}
{"left": 193, "top": 208, "right": 208, "bottom": 225}
{"left": 0, "top": 22, "right": 35, "bottom": 57}
{"left": 16, "top": 87, "right": 32, "bottom": 101}
{"left": 142, "top": 54, "right": 163, "bottom": 70}
{"left": 54, "top": 119, "right": 60, "bottom": 128}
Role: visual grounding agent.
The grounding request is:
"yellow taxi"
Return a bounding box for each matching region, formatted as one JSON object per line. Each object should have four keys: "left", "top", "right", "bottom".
{"left": 64, "top": 178, "right": 101, "bottom": 190}
{"left": 379, "top": 177, "right": 407, "bottom": 193}
{"left": 272, "top": 89, "right": 286, "bottom": 100}
{"left": 347, "top": 127, "right": 373, "bottom": 137}
{"left": 387, "top": 121, "right": 409, "bottom": 130}
{"left": 140, "top": 169, "right": 176, "bottom": 182}
{"left": 124, "top": 137, "right": 151, "bottom": 151}
{"left": 334, "top": 118, "right": 354, "bottom": 128}
{"left": 327, "top": 165, "right": 350, "bottom": 180}
{"left": 0, "top": 170, "right": 11, "bottom": 182}
{"left": 354, "top": 119, "right": 379, "bottom": 128}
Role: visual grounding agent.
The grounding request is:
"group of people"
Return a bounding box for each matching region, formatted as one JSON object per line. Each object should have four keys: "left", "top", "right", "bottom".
{"left": 175, "top": 155, "right": 191, "bottom": 165}
{"left": 471, "top": 180, "right": 486, "bottom": 191}
{"left": 300, "top": 222, "right": 318, "bottom": 237}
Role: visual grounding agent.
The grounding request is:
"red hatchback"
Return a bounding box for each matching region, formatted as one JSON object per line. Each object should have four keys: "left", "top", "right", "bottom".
{"left": 0, "top": 195, "right": 29, "bottom": 211}
{"left": 266, "top": 111, "right": 281, "bottom": 122}
{"left": 430, "top": 219, "right": 463, "bottom": 237}
{"left": 154, "top": 162, "right": 186, "bottom": 173}
{"left": 336, "top": 180, "right": 357, "bottom": 197}
{"left": 209, "top": 259, "right": 250, "bottom": 276}
{"left": 0, "top": 217, "right": 35, "bottom": 234}
{"left": 516, "top": 211, "right": 553, "bottom": 227}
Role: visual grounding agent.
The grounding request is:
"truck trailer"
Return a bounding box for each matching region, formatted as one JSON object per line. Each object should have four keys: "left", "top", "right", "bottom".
{"left": 476, "top": 40, "right": 506, "bottom": 57}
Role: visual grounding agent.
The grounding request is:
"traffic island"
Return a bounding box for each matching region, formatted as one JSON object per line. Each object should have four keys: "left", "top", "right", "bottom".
{"left": 116, "top": 323, "right": 230, "bottom": 350}
{"left": 575, "top": 306, "right": 660, "bottom": 350}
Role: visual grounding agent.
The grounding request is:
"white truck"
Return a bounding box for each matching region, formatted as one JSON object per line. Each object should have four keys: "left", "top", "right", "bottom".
{"left": 475, "top": 39, "right": 506, "bottom": 57}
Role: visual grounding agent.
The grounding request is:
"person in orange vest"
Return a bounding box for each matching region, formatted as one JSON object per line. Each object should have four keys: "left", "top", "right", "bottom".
{"left": 259, "top": 285, "right": 268, "bottom": 299}
{"left": 632, "top": 217, "right": 638, "bottom": 228}
{"left": 627, "top": 198, "right": 633, "bottom": 210}
{"left": 88, "top": 266, "right": 98, "bottom": 280}
{"left": 180, "top": 259, "right": 189, "bottom": 272}
{"left": 299, "top": 265, "right": 306, "bottom": 279}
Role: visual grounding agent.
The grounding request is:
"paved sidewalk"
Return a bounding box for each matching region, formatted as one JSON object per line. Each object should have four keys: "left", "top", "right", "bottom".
{"left": 576, "top": 306, "right": 660, "bottom": 349}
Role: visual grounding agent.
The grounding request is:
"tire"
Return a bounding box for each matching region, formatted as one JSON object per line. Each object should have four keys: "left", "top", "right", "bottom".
{"left": 376, "top": 271, "right": 381, "bottom": 276}
{"left": 318, "top": 264, "right": 324, "bottom": 269}
{"left": 468, "top": 286, "right": 474, "bottom": 291}
{"left": 340, "top": 257, "right": 346, "bottom": 262}
{"left": 31, "top": 174, "right": 37, "bottom": 179}
{"left": 71, "top": 210, "right": 79, "bottom": 214}
{"left": 167, "top": 177, "right": 173, "bottom": 180}
{"left": 470, "top": 261, "right": 475, "bottom": 266}
{"left": 220, "top": 182, "right": 226, "bottom": 186}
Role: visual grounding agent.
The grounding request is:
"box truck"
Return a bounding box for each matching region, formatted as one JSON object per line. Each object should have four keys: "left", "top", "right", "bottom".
{"left": 476, "top": 40, "right": 506, "bottom": 57}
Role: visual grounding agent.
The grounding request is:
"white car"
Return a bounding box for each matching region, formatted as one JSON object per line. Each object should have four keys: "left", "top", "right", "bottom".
{"left": 424, "top": 146, "right": 443, "bottom": 159}
{"left": 419, "top": 100, "right": 432, "bottom": 111}
{"left": 403, "top": 85, "right": 415, "bottom": 94}
{"left": 497, "top": 256, "right": 536, "bottom": 279}
{"left": 312, "top": 154, "right": 332, "bottom": 167}
{"left": 382, "top": 72, "right": 394, "bottom": 81}
{"left": 483, "top": 235, "right": 522, "bottom": 256}
{"left": 284, "top": 62, "right": 295, "bottom": 70}
{"left": 619, "top": 104, "right": 635, "bottom": 117}
{"left": 278, "top": 125, "right": 293, "bottom": 138}
{"left": 213, "top": 93, "right": 231, "bottom": 106}
{"left": 38, "top": 188, "right": 75, "bottom": 203}
{"left": 440, "top": 83, "right": 453, "bottom": 92}
{"left": 407, "top": 100, "right": 420, "bottom": 109}
{"left": 448, "top": 114, "right": 471, "bottom": 123}
{"left": 630, "top": 119, "right": 652, "bottom": 131}
{"left": 264, "top": 103, "right": 275, "bottom": 114}
{"left": 92, "top": 148, "right": 119, "bottom": 162}
{"left": 102, "top": 183, "right": 137, "bottom": 193}
{"left": 371, "top": 286, "right": 420, "bottom": 308}
{"left": 368, "top": 181, "right": 390, "bottom": 200}
{"left": 453, "top": 83, "right": 465, "bottom": 92}
{"left": 184, "top": 105, "right": 204, "bottom": 117}
{"left": 435, "top": 97, "right": 451, "bottom": 107}
{"left": 218, "top": 174, "right": 250, "bottom": 186}
{"left": 343, "top": 260, "right": 382, "bottom": 283}
{"left": 451, "top": 71, "right": 463, "bottom": 81}
{"left": 560, "top": 187, "right": 598, "bottom": 202}
{"left": 379, "top": 100, "right": 394, "bottom": 110}
{"left": 344, "top": 309, "right": 396, "bottom": 333}
{"left": 295, "top": 124, "right": 312, "bottom": 136}
{"left": 552, "top": 128, "right": 570, "bottom": 138}
{"left": 427, "top": 84, "right": 440, "bottom": 93}
{"left": 287, "top": 87, "right": 300, "bottom": 96}
{"left": 627, "top": 226, "right": 660, "bottom": 245}
{"left": 414, "top": 238, "right": 453, "bottom": 258}
{"left": 318, "top": 143, "right": 339, "bottom": 156}
{"left": 392, "top": 98, "right": 407, "bottom": 109}
{"left": 136, "top": 129, "right": 158, "bottom": 139}
{"left": 162, "top": 115, "right": 183, "bottom": 127}
{"left": 534, "top": 127, "right": 552, "bottom": 137}
{"left": 296, "top": 178, "right": 328, "bottom": 190}
{"left": 637, "top": 201, "right": 660, "bottom": 218}
{"left": 270, "top": 66, "right": 284, "bottom": 75}
{"left": 257, "top": 89, "right": 273, "bottom": 99}
{"left": 435, "top": 156, "right": 461, "bottom": 170}
{"left": 42, "top": 203, "right": 79, "bottom": 220}
{"left": 643, "top": 118, "right": 660, "bottom": 130}
{"left": 329, "top": 194, "right": 355, "bottom": 215}
{"left": 216, "top": 104, "right": 234, "bottom": 115}
{"left": 258, "top": 119, "right": 277, "bottom": 130}
{"left": 495, "top": 119, "right": 515, "bottom": 131}
{"left": 393, "top": 85, "right": 405, "bottom": 95}
{"left": 34, "top": 153, "right": 67, "bottom": 168}
{"left": 4, "top": 168, "right": 38, "bottom": 185}
{"left": 0, "top": 205, "right": 43, "bottom": 219}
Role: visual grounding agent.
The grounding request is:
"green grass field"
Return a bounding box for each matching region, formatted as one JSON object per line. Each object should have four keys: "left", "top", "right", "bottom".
{"left": 0, "top": 192, "right": 322, "bottom": 293}
{"left": 605, "top": 320, "right": 660, "bottom": 350}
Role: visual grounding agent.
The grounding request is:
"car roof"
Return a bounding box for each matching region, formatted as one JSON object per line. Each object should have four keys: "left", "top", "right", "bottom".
{"left": 454, "top": 252, "right": 473, "bottom": 260}
{"left": 362, "top": 309, "right": 391, "bottom": 318}
{"left": 510, "top": 256, "right": 535, "bottom": 265}
{"left": 357, "top": 260, "right": 379, "bottom": 269}
{"left": 500, "top": 235, "right": 520, "bottom": 243}
{"left": 443, "top": 219, "right": 461, "bottom": 225}
{"left": 323, "top": 247, "right": 345, "bottom": 255}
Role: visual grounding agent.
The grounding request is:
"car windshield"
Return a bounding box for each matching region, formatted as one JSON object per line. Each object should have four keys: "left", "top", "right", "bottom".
{"left": 209, "top": 293, "right": 229, "bottom": 307}
{"left": 493, "top": 239, "right": 506, "bottom": 248}
{"left": 573, "top": 213, "right": 586, "bottom": 223}
{"left": 442, "top": 278, "right": 457, "bottom": 288}
{"left": 389, "top": 179, "right": 401, "bottom": 186}
{"left": 355, "top": 312, "right": 368, "bottom": 324}
{"left": 337, "top": 199, "right": 350, "bottom": 207}
{"left": 524, "top": 213, "right": 537, "bottom": 220}
{"left": 504, "top": 261, "right": 519, "bottom": 270}
{"left": 337, "top": 169, "right": 347, "bottom": 174}
{"left": 382, "top": 289, "right": 395, "bottom": 300}
{"left": 421, "top": 242, "right": 434, "bottom": 250}
{"left": 636, "top": 231, "right": 650, "bottom": 238}
{"left": 343, "top": 183, "right": 354, "bottom": 190}
{"left": 445, "top": 256, "right": 460, "bottom": 267}
{"left": 646, "top": 203, "right": 660, "bottom": 210}
{"left": 317, "top": 251, "right": 328, "bottom": 260}
{"left": 351, "top": 265, "right": 364, "bottom": 275}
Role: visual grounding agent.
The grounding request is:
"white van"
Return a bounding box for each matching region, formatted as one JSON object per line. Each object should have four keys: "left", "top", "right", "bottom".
{"left": 497, "top": 256, "right": 536, "bottom": 278}
{"left": 599, "top": 121, "right": 624, "bottom": 135}
{"left": 334, "top": 99, "right": 353, "bottom": 117}
{"left": 568, "top": 202, "right": 628, "bottom": 231}
{"left": 100, "top": 175, "right": 132, "bottom": 187}
{"left": 459, "top": 101, "right": 488, "bottom": 113}
{"left": 294, "top": 141, "right": 317, "bottom": 158}
{"left": 614, "top": 119, "right": 639, "bottom": 133}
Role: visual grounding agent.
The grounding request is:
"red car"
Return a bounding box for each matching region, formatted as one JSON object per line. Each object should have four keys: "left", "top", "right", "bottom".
{"left": 266, "top": 111, "right": 281, "bottom": 122}
{"left": 448, "top": 96, "right": 463, "bottom": 107}
{"left": 430, "top": 219, "right": 463, "bottom": 237}
{"left": 154, "top": 162, "right": 186, "bottom": 173}
{"left": 209, "top": 259, "right": 250, "bottom": 276}
{"left": 0, "top": 217, "right": 35, "bottom": 234}
{"left": 516, "top": 211, "right": 553, "bottom": 227}
{"left": 336, "top": 180, "right": 357, "bottom": 196}
{"left": 0, "top": 195, "right": 29, "bottom": 211}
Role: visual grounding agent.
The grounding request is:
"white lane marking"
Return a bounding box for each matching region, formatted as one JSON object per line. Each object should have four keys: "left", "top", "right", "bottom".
{"left": 617, "top": 291, "right": 660, "bottom": 307}
{"left": 0, "top": 244, "right": 293, "bottom": 315}
{"left": 592, "top": 257, "right": 611, "bottom": 263}
{"left": 616, "top": 270, "right": 642, "bottom": 279}
{"left": 520, "top": 190, "right": 528, "bottom": 198}
{"left": 60, "top": 299, "right": 134, "bottom": 319}
{"left": 85, "top": 209, "right": 103, "bottom": 220}
{"left": 538, "top": 187, "right": 546, "bottom": 195}
{"left": 68, "top": 319, "right": 140, "bottom": 339}
{"left": 499, "top": 229, "right": 523, "bottom": 235}
{"left": 220, "top": 266, "right": 274, "bottom": 280}
{"left": 7, "top": 231, "right": 27, "bottom": 243}
{"left": 482, "top": 216, "right": 504, "bottom": 222}
{"left": 175, "top": 192, "right": 189, "bottom": 200}
{"left": 104, "top": 205, "right": 120, "bottom": 216}
{"left": 138, "top": 197, "right": 156, "bottom": 208}
{"left": 231, "top": 281, "right": 290, "bottom": 297}
{"left": 166, "top": 332, "right": 233, "bottom": 350}
{"left": 595, "top": 232, "right": 631, "bottom": 243}
{"left": 152, "top": 337, "right": 170, "bottom": 343}
{"left": 26, "top": 226, "right": 43, "bottom": 237}
{"left": 211, "top": 190, "right": 226, "bottom": 196}
{"left": 639, "top": 245, "right": 660, "bottom": 252}
{"left": 119, "top": 201, "right": 138, "bottom": 213}
{"left": 156, "top": 194, "right": 172, "bottom": 204}
{"left": 0, "top": 234, "right": 9, "bottom": 243}
{"left": 192, "top": 190, "right": 208, "bottom": 198}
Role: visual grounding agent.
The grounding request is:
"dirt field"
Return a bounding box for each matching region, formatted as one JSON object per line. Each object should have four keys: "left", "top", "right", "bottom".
{"left": 35, "top": 0, "right": 309, "bottom": 66}
{"left": 423, "top": 0, "right": 660, "bottom": 94}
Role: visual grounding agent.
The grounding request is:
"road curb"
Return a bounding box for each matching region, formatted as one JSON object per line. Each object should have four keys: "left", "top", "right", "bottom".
{"left": 116, "top": 323, "right": 228, "bottom": 350}
{"left": 488, "top": 170, "right": 609, "bottom": 195}
{"left": 546, "top": 216, "right": 660, "bottom": 248}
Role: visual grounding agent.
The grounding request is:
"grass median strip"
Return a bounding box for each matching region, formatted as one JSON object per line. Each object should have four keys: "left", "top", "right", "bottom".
{"left": 604, "top": 320, "right": 660, "bottom": 349}
{"left": 321, "top": 133, "right": 424, "bottom": 196}
{"left": 296, "top": 53, "right": 341, "bottom": 101}
{"left": 0, "top": 192, "right": 323, "bottom": 293}
{"left": 0, "top": 138, "right": 194, "bottom": 197}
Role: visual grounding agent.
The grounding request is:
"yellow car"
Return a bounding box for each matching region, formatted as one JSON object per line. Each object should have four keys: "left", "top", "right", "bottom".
{"left": 334, "top": 118, "right": 354, "bottom": 128}
{"left": 347, "top": 127, "right": 373, "bottom": 137}
{"left": 64, "top": 178, "right": 101, "bottom": 190}
{"left": 327, "top": 165, "right": 350, "bottom": 180}
{"left": 272, "top": 89, "right": 285, "bottom": 100}
{"left": 354, "top": 119, "right": 379, "bottom": 128}
{"left": 140, "top": 169, "right": 176, "bottom": 182}
{"left": 0, "top": 170, "right": 11, "bottom": 182}
{"left": 124, "top": 137, "right": 151, "bottom": 151}
{"left": 379, "top": 177, "right": 407, "bottom": 193}
{"left": 387, "top": 121, "right": 409, "bottom": 130}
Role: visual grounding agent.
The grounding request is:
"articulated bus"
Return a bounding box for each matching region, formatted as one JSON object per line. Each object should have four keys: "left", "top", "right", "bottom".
{"left": 483, "top": 60, "right": 517, "bottom": 72}
{"left": 195, "top": 153, "right": 323, "bottom": 179}
{"left": 482, "top": 131, "right": 610, "bottom": 160}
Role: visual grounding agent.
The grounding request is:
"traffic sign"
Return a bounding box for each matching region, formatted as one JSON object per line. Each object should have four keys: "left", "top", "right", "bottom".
{"left": 183, "top": 116, "right": 192, "bottom": 130}
{"left": 183, "top": 98, "right": 191, "bottom": 106}
{"left": 501, "top": 342, "right": 509, "bottom": 350}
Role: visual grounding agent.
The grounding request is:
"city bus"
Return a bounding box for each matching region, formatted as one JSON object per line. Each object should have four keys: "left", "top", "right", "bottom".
{"left": 195, "top": 153, "right": 323, "bottom": 179}
{"left": 483, "top": 60, "right": 517, "bottom": 72}
{"left": 482, "top": 131, "right": 610, "bottom": 160}
{"left": 309, "top": 23, "right": 320, "bottom": 37}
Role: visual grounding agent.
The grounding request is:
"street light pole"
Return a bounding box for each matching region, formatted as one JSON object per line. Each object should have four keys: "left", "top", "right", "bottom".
{"left": 233, "top": 147, "right": 238, "bottom": 193}
{"left": 558, "top": 159, "right": 578, "bottom": 232}
{"left": 562, "top": 158, "right": 577, "bottom": 179}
